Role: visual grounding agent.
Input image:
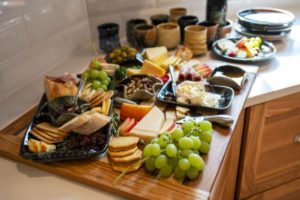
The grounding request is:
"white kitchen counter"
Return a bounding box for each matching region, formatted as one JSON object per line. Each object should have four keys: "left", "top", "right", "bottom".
{"left": 1, "top": 8, "right": 300, "bottom": 200}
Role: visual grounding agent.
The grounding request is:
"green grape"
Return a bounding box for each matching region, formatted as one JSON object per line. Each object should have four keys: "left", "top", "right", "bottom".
{"left": 198, "top": 120, "right": 212, "bottom": 131}
{"left": 145, "top": 157, "right": 156, "bottom": 172}
{"left": 100, "top": 84, "right": 107, "bottom": 91}
{"left": 171, "top": 128, "right": 184, "bottom": 141}
{"left": 180, "top": 149, "right": 193, "bottom": 157}
{"left": 186, "top": 167, "right": 199, "bottom": 180}
{"left": 92, "top": 80, "right": 101, "bottom": 89}
{"left": 158, "top": 134, "right": 170, "bottom": 148}
{"left": 102, "top": 79, "right": 109, "bottom": 86}
{"left": 160, "top": 164, "right": 173, "bottom": 177}
{"left": 199, "top": 141, "right": 210, "bottom": 154}
{"left": 168, "top": 158, "right": 178, "bottom": 169}
{"left": 181, "top": 121, "right": 195, "bottom": 135}
{"left": 90, "top": 69, "right": 100, "bottom": 79}
{"left": 82, "top": 71, "right": 89, "bottom": 80}
{"left": 98, "top": 71, "right": 108, "bottom": 80}
{"left": 90, "top": 60, "right": 102, "bottom": 70}
{"left": 150, "top": 143, "right": 161, "bottom": 156}
{"left": 151, "top": 138, "right": 159, "bottom": 144}
{"left": 143, "top": 144, "right": 152, "bottom": 157}
{"left": 188, "top": 153, "right": 204, "bottom": 171}
{"left": 178, "top": 137, "right": 194, "bottom": 150}
{"left": 166, "top": 144, "right": 177, "bottom": 158}
{"left": 174, "top": 166, "right": 186, "bottom": 180}
{"left": 178, "top": 158, "right": 191, "bottom": 171}
{"left": 190, "top": 136, "right": 202, "bottom": 149}
{"left": 155, "top": 155, "right": 168, "bottom": 169}
{"left": 199, "top": 131, "right": 212, "bottom": 143}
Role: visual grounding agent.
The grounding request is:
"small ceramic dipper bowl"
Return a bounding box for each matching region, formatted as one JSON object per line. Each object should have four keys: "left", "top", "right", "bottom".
{"left": 184, "top": 25, "right": 208, "bottom": 56}
{"left": 169, "top": 7, "right": 187, "bottom": 23}
{"left": 178, "top": 15, "right": 199, "bottom": 43}
{"left": 134, "top": 24, "right": 157, "bottom": 49}
{"left": 157, "top": 23, "right": 180, "bottom": 49}
{"left": 198, "top": 21, "right": 219, "bottom": 47}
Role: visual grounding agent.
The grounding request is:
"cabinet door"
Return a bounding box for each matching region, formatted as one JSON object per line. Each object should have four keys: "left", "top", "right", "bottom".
{"left": 237, "top": 93, "right": 300, "bottom": 199}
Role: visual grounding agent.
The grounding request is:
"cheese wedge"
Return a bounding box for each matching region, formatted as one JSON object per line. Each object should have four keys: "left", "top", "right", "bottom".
{"left": 161, "top": 56, "right": 181, "bottom": 69}
{"left": 130, "top": 106, "right": 165, "bottom": 142}
{"left": 141, "top": 60, "right": 165, "bottom": 77}
{"left": 144, "top": 46, "right": 168, "bottom": 65}
{"left": 126, "top": 68, "right": 142, "bottom": 76}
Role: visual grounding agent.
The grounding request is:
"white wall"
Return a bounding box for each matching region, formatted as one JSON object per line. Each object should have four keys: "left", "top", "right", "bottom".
{"left": 0, "top": 0, "right": 91, "bottom": 129}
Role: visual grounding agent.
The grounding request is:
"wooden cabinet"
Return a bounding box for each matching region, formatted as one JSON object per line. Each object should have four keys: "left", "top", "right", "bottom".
{"left": 237, "top": 92, "right": 300, "bottom": 199}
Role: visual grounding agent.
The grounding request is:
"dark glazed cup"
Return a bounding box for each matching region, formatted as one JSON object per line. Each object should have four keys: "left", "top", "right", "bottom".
{"left": 198, "top": 21, "right": 219, "bottom": 47}
{"left": 97, "top": 23, "right": 120, "bottom": 53}
{"left": 150, "top": 14, "right": 169, "bottom": 26}
{"left": 178, "top": 15, "right": 199, "bottom": 43}
{"left": 134, "top": 24, "right": 157, "bottom": 50}
{"left": 126, "top": 19, "right": 147, "bottom": 46}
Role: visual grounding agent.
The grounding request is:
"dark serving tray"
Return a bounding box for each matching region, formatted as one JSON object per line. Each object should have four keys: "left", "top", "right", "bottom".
{"left": 156, "top": 81, "right": 234, "bottom": 111}
{"left": 20, "top": 75, "right": 115, "bottom": 162}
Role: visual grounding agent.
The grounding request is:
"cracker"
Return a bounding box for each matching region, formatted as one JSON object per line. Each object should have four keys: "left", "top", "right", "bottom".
{"left": 108, "top": 136, "right": 139, "bottom": 150}
{"left": 110, "top": 159, "right": 143, "bottom": 173}
{"left": 35, "top": 122, "right": 66, "bottom": 136}
{"left": 33, "top": 127, "right": 65, "bottom": 140}
{"left": 110, "top": 149, "right": 142, "bottom": 163}
{"left": 108, "top": 146, "right": 138, "bottom": 157}
{"left": 30, "top": 129, "right": 63, "bottom": 144}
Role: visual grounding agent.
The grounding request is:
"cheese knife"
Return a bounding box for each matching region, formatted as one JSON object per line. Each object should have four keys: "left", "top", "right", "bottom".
{"left": 169, "top": 65, "right": 177, "bottom": 96}
{"left": 176, "top": 114, "right": 234, "bottom": 127}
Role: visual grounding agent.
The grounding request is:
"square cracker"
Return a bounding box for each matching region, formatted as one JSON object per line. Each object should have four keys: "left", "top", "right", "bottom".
{"left": 108, "top": 136, "right": 139, "bottom": 150}
{"left": 110, "top": 149, "right": 142, "bottom": 163}
{"left": 108, "top": 146, "right": 138, "bottom": 157}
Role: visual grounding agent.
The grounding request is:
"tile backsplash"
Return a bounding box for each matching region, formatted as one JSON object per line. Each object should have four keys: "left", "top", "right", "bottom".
{"left": 0, "top": 0, "right": 298, "bottom": 129}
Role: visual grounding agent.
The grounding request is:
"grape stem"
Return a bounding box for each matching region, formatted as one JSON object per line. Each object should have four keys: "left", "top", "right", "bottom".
{"left": 113, "top": 156, "right": 150, "bottom": 185}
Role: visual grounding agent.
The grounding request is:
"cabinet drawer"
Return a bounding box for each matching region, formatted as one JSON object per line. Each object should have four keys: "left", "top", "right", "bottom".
{"left": 238, "top": 92, "right": 300, "bottom": 199}
{"left": 247, "top": 178, "right": 300, "bottom": 200}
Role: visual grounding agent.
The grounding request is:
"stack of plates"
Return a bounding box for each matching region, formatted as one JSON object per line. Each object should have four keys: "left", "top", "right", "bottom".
{"left": 235, "top": 7, "right": 295, "bottom": 41}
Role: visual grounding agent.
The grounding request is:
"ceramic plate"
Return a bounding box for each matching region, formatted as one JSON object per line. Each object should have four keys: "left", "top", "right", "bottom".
{"left": 212, "top": 38, "right": 276, "bottom": 62}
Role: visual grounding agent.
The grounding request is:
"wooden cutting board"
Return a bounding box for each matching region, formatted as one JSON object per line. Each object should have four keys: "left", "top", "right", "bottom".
{"left": 0, "top": 72, "right": 257, "bottom": 200}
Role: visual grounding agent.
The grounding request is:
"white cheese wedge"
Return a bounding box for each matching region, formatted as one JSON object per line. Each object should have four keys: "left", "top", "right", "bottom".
{"left": 131, "top": 106, "right": 165, "bottom": 132}
{"left": 144, "top": 46, "right": 168, "bottom": 65}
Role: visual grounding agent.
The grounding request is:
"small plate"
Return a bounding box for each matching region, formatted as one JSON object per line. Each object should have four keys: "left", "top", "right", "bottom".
{"left": 235, "top": 23, "right": 291, "bottom": 41}
{"left": 156, "top": 81, "right": 234, "bottom": 111}
{"left": 212, "top": 38, "right": 276, "bottom": 62}
{"left": 207, "top": 65, "right": 248, "bottom": 90}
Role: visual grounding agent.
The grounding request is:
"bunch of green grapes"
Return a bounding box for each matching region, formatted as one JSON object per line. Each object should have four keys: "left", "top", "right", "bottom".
{"left": 82, "top": 64, "right": 110, "bottom": 91}
{"left": 108, "top": 46, "right": 137, "bottom": 64}
{"left": 143, "top": 120, "right": 213, "bottom": 180}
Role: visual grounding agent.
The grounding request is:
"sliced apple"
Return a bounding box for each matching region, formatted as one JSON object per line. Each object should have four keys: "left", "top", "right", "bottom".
{"left": 159, "top": 119, "right": 176, "bottom": 133}
{"left": 119, "top": 118, "right": 136, "bottom": 136}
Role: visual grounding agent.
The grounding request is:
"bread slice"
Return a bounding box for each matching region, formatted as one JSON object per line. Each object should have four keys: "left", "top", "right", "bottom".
{"left": 110, "top": 149, "right": 142, "bottom": 163}
{"left": 58, "top": 113, "right": 90, "bottom": 132}
{"left": 108, "top": 136, "right": 139, "bottom": 151}
{"left": 110, "top": 159, "right": 143, "bottom": 173}
{"left": 72, "top": 111, "right": 111, "bottom": 135}
{"left": 108, "top": 146, "right": 138, "bottom": 157}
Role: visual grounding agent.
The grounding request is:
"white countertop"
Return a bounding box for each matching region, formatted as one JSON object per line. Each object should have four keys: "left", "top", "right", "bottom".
{"left": 1, "top": 9, "right": 300, "bottom": 200}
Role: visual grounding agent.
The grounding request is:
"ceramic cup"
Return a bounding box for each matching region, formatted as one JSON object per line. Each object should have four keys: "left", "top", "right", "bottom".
{"left": 97, "top": 23, "right": 120, "bottom": 53}
{"left": 217, "top": 20, "right": 233, "bottom": 39}
{"left": 184, "top": 25, "right": 208, "bottom": 56}
{"left": 134, "top": 24, "right": 157, "bottom": 49}
{"left": 126, "top": 18, "right": 147, "bottom": 46}
{"left": 157, "top": 23, "right": 180, "bottom": 49}
{"left": 198, "top": 21, "right": 219, "bottom": 47}
{"left": 150, "top": 14, "right": 169, "bottom": 26}
{"left": 169, "top": 7, "right": 187, "bottom": 23}
{"left": 178, "top": 15, "right": 199, "bottom": 43}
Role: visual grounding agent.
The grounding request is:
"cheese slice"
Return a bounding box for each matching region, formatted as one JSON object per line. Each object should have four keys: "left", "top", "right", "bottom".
{"left": 126, "top": 68, "right": 141, "bottom": 76}
{"left": 161, "top": 56, "right": 181, "bottom": 69}
{"left": 130, "top": 129, "right": 160, "bottom": 142}
{"left": 165, "top": 109, "right": 176, "bottom": 120}
{"left": 131, "top": 106, "right": 165, "bottom": 132}
{"left": 141, "top": 60, "right": 165, "bottom": 77}
{"left": 144, "top": 46, "right": 168, "bottom": 65}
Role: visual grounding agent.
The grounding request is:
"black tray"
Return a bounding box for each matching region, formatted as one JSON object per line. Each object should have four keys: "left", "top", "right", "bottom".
{"left": 156, "top": 81, "right": 234, "bottom": 111}
{"left": 20, "top": 77, "right": 115, "bottom": 162}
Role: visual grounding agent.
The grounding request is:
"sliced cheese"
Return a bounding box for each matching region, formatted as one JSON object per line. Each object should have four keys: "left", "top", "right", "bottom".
{"left": 165, "top": 109, "right": 176, "bottom": 120}
{"left": 130, "top": 129, "right": 160, "bottom": 142}
{"left": 161, "top": 56, "right": 181, "bottom": 69}
{"left": 126, "top": 68, "right": 142, "bottom": 76}
{"left": 141, "top": 59, "right": 165, "bottom": 77}
{"left": 144, "top": 46, "right": 168, "bottom": 65}
{"left": 131, "top": 106, "right": 165, "bottom": 132}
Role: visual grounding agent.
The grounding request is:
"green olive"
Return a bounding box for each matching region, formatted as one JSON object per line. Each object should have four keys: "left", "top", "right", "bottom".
{"left": 111, "top": 59, "right": 117, "bottom": 64}
{"left": 109, "top": 53, "right": 115, "bottom": 59}
{"left": 121, "top": 52, "right": 128, "bottom": 58}
{"left": 128, "top": 52, "right": 136, "bottom": 58}
{"left": 120, "top": 46, "right": 128, "bottom": 51}
{"left": 116, "top": 56, "right": 123, "bottom": 63}
{"left": 113, "top": 49, "right": 122, "bottom": 56}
